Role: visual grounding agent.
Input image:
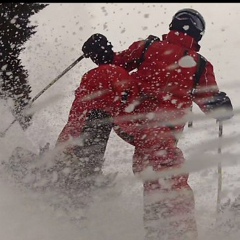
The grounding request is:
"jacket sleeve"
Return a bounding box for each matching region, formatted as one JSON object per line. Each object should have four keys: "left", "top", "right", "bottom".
{"left": 112, "top": 39, "right": 147, "bottom": 72}
{"left": 192, "top": 60, "right": 220, "bottom": 113}
{"left": 112, "top": 35, "right": 161, "bottom": 72}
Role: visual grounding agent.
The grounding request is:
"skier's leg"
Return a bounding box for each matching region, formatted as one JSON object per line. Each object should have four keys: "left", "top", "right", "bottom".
{"left": 56, "top": 109, "right": 113, "bottom": 191}
{"left": 143, "top": 175, "right": 197, "bottom": 240}
{"left": 132, "top": 127, "right": 198, "bottom": 240}
{"left": 75, "top": 109, "right": 113, "bottom": 176}
{"left": 55, "top": 106, "right": 114, "bottom": 191}
{"left": 55, "top": 65, "right": 138, "bottom": 190}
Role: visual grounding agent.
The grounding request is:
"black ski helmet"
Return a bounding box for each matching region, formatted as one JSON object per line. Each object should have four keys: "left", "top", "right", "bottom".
{"left": 169, "top": 8, "right": 206, "bottom": 42}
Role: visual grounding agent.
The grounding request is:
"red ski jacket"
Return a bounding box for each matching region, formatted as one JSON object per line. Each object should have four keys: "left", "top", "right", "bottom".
{"left": 113, "top": 30, "right": 219, "bottom": 126}
{"left": 57, "top": 30, "right": 220, "bottom": 144}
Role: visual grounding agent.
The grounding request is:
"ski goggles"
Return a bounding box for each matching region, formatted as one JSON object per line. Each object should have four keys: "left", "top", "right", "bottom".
{"left": 175, "top": 11, "right": 205, "bottom": 32}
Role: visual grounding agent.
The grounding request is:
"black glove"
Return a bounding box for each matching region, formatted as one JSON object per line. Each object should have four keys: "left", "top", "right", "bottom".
{"left": 204, "top": 91, "right": 234, "bottom": 121}
{"left": 82, "top": 33, "right": 114, "bottom": 65}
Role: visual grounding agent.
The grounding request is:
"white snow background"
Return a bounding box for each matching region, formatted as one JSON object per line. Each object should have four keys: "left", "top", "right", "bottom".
{"left": 1, "top": 3, "right": 240, "bottom": 240}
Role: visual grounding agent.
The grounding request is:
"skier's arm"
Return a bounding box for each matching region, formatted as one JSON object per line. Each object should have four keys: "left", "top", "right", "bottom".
{"left": 112, "top": 40, "right": 148, "bottom": 71}
{"left": 82, "top": 33, "right": 160, "bottom": 72}
{"left": 193, "top": 62, "right": 234, "bottom": 121}
{"left": 113, "top": 35, "right": 161, "bottom": 71}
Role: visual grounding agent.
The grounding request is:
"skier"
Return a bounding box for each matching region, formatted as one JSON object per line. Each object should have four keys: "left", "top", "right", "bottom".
{"left": 55, "top": 8, "right": 234, "bottom": 240}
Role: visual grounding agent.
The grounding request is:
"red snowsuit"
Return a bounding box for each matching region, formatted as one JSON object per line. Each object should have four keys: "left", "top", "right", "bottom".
{"left": 57, "top": 30, "right": 219, "bottom": 177}
{"left": 56, "top": 30, "right": 220, "bottom": 240}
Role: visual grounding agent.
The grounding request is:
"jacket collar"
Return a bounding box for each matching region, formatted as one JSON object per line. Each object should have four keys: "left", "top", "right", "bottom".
{"left": 162, "top": 30, "right": 201, "bottom": 52}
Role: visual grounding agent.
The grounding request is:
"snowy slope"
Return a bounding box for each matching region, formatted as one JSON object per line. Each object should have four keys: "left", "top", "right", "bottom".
{"left": 1, "top": 3, "right": 240, "bottom": 240}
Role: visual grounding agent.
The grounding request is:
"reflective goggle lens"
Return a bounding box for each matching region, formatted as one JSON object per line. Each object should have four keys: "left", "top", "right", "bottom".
{"left": 175, "top": 12, "right": 205, "bottom": 32}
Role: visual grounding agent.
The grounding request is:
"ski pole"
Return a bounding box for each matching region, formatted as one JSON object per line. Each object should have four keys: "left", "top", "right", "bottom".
{"left": 188, "top": 106, "right": 193, "bottom": 128}
{"left": 216, "top": 120, "right": 223, "bottom": 214}
{"left": 0, "top": 54, "right": 85, "bottom": 138}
